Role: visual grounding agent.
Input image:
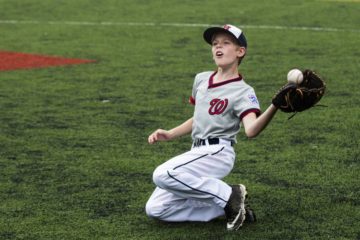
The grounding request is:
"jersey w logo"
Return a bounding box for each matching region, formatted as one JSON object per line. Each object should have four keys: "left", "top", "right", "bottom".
{"left": 209, "top": 98, "right": 228, "bottom": 115}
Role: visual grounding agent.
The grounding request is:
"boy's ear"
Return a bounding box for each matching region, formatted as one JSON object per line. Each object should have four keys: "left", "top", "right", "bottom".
{"left": 237, "top": 47, "right": 246, "bottom": 58}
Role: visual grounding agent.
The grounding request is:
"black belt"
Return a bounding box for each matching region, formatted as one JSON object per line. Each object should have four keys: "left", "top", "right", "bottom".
{"left": 193, "top": 138, "right": 234, "bottom": 147}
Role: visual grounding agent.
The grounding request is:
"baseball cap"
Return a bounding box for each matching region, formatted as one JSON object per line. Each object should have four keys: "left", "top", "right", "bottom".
{"left": 203, "top": 24, "right": 247, "bottom": 48}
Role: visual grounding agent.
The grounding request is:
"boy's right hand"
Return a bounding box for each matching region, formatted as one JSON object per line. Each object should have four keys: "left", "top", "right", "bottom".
{"left": 148, "top": 129, "right": 172, "bottom": 144}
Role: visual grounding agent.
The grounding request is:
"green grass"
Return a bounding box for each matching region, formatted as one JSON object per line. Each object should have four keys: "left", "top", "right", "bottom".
{"left": 0, "top": 0, "right": 359, "bottom": 239}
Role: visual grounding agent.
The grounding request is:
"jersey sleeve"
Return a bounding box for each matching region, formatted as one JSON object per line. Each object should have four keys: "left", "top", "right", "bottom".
{"left": 234, "top": 87, "right": 261, "bottom": 120}
{"left": 189, "top": 74, "right": 200, "bottom": 105}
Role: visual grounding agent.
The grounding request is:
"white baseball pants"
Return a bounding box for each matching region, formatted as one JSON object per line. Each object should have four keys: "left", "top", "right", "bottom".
{"left": 145, "top": 139, "right": 235, "bottom": 222}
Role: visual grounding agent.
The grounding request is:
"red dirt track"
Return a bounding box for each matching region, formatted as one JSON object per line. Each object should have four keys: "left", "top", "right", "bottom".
{"left": 0, "top": 51, "right": 95, "bottom": 71}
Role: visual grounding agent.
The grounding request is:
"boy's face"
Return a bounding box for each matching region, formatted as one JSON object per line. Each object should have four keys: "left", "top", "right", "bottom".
{"left": 211, "top": 32, "right": 246, "bottom": 67}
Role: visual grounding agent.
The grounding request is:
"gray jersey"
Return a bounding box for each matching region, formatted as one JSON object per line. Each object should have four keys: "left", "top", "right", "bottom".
{"left": 190, "top": 71, "right": 261, "bottom": 142}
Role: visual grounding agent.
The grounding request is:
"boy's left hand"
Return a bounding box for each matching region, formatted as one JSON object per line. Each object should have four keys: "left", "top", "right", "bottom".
{"left": 148, "top": 129, "right": 172, "bottom": 144}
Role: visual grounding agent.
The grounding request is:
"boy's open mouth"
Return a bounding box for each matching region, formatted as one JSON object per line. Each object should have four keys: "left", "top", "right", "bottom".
{"left": 215, "top": 51, "right": 224, "bottom": 57}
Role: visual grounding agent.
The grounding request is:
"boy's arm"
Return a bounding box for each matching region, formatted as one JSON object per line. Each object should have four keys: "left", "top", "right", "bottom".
{"left": 242, "top": 104, "right": 278, "bottom": 138}
{"left": 148, "top": 117, "right": 193, "bottom": 144}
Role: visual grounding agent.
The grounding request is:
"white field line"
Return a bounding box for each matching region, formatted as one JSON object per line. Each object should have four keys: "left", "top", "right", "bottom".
{"left": 0, "top": 20, "right": 359, "bottom": 33}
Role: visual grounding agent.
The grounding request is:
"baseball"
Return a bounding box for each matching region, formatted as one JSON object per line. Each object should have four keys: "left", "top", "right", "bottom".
{"left": 287, "top": 69, "right": 303, "bottom": 84}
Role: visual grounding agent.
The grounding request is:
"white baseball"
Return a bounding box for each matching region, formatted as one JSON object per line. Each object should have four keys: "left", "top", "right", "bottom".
{"left": 287, "top": 69, "right": 303, "bottom": 84}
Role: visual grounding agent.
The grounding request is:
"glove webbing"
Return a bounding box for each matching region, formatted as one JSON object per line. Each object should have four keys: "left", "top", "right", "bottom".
{"left": 284, "top": 87, "right": 327, "bottom": 120}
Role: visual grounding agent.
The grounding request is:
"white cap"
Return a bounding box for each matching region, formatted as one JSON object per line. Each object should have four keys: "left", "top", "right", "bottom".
{"left": 203, "top": 24, "right": 247, "bottom": 48}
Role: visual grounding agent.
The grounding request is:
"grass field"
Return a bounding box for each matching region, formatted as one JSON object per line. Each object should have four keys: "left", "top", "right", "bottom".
{"left": 0, "top": 0, "right": 359, "bottom": 239}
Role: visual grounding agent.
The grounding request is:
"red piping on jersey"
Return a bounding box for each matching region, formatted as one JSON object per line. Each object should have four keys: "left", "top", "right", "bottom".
{"left": 189, "top": 96, "right": 196, "bottom": 105}
{"left": 240, "top": 108, "right": 261, "bottom": 120}
{"left": 208, "top": 71, "right": 243, "bottom": 89}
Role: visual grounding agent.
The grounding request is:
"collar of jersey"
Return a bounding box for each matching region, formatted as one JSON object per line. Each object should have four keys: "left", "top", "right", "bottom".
{"left": 208, "top": 71, "right": 243, "bottom": 89}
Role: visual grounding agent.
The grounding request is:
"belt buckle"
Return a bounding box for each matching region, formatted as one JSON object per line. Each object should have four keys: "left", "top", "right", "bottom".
{"left": 208, "top": 138, "right": 219, "bottom": 145}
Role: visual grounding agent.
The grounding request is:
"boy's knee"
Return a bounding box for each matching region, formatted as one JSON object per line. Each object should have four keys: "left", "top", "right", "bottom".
{"left": 145, "top": 200, "right": 162, "bottom": 219}
{"left": 152, "top": 167, "right": 170, "bottom": 189}
{"left": 145, "top": 201, "right": 155, "bottom": 218}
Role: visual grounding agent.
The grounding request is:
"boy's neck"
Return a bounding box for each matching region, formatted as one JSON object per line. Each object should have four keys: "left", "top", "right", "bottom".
{"left": 214, "top": 65, "right": 240, "bottom": 83}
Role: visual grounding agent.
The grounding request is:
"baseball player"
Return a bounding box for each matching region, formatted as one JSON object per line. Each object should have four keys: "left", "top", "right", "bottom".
{"left": 146, "top": 24, "right": 279, "bottom": 231}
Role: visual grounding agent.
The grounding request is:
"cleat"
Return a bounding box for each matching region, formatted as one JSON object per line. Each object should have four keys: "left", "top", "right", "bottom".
{"left": 244, "top": 206, "right": 257, "bottom": 223}
{"left": 224, "top": 184, "right": 247, "bottom": 231}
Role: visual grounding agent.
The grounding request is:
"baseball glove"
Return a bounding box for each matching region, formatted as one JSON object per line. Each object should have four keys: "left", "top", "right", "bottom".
{"left": 272, "top": 69, "right": 326, "bottom": 114}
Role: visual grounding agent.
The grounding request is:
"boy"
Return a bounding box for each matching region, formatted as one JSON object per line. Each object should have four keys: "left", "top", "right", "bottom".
{"left": 146, "top": 24, "right": 278, "bottom": 231}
